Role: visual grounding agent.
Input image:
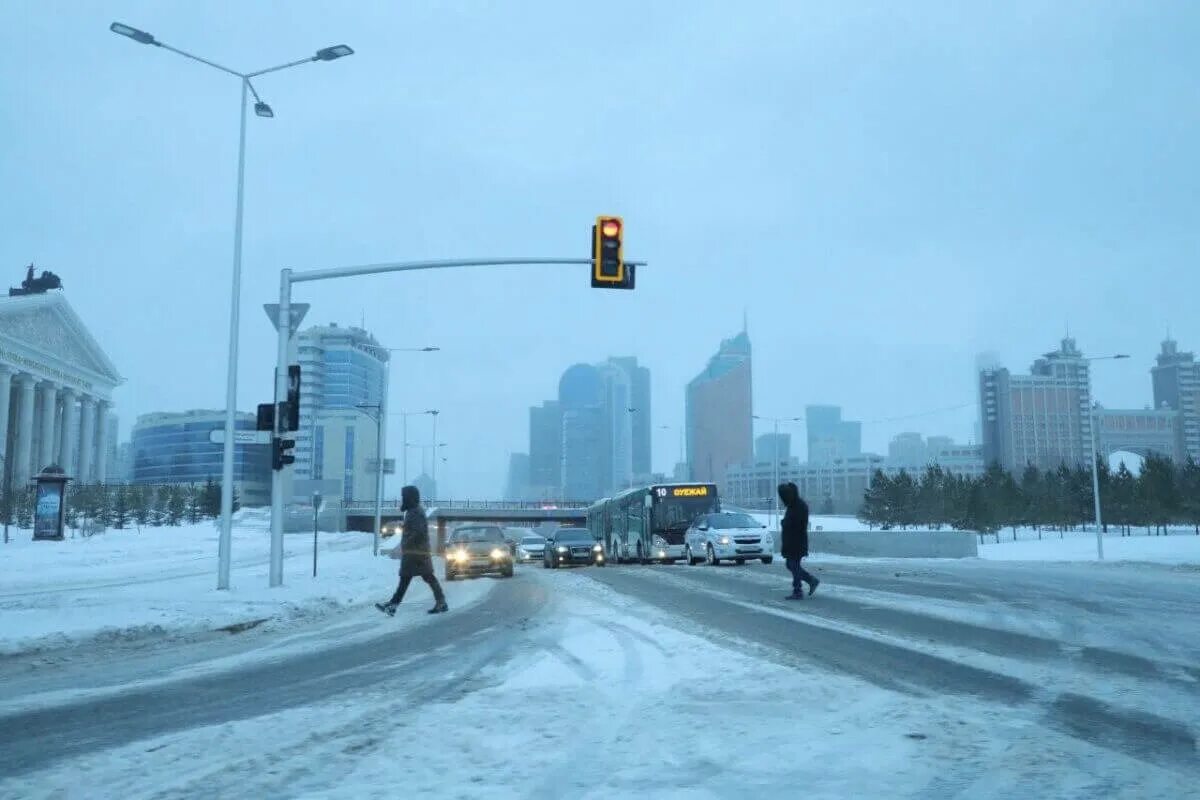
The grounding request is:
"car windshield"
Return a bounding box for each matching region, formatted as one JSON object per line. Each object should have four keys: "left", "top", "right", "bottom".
{"left": 708, "top": 513, "right": 759, "bottom": 529}
{"left": 451, "top": 528, "right": 503, "bottom": 543}
{"left": 553, "top": 529, "right": 592, "bottom": 543}
{"left": 521, "top": 537, "right": 545, "bottom": 545}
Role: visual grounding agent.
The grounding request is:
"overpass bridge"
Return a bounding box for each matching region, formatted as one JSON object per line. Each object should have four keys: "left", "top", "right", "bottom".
{"left": 342, "top": 500, "right": 590, "bottom": 552}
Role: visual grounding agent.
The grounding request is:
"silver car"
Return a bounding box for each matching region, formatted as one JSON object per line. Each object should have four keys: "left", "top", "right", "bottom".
{"left": 684, "top": 512, "right": 774, "bottom": 566}
{"left": 516, "top": 534, "right": 547, "bottom": 563}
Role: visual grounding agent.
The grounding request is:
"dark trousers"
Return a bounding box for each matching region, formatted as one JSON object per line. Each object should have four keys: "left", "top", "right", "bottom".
{"left": 785, "top": 557, "right": 816, "bottom": 595}
{"left": 388, "top": 573, "right": 445, "bottom": 606}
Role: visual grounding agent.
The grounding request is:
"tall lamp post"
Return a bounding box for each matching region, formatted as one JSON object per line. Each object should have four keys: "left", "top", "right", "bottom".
{"left": 354, "top": 402, "right": 386, "bottom": 556}
{"left": 393, "top": 410, "right": 439, "bottom": 487}
{"left": 626, "top": 407, "right": 638, "bottom": 489}
{"left": 1085, "top": 354, "right": 1131, "bottom": 560}
{"left": 109, "top": 22, "right": 354, "bottom": 590}
{"left": 753, "top": 415, "right": 803, "bottom": 529}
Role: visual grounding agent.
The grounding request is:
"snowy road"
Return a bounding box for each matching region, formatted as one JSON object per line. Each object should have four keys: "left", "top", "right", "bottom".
{"left": 1, "top": 559, "right": 1196, "bottom": 799}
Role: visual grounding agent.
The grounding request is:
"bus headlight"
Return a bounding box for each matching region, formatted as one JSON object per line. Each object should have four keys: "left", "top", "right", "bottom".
{"left": 593, "top": 544, "right": 603, "bottom": 552}
{"left": 652, "top": 535, "right": 667, "bottom": 548}
{"left": 557, "top": 546, "right": 568, "bottom": 553}
{"left": 718, "top": 536, "right": 732, "bottom": 545}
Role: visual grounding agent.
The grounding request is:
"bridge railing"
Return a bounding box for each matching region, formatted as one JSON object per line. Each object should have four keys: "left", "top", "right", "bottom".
{"left": 342, "top": 499, "right": 593, "bottom": 513}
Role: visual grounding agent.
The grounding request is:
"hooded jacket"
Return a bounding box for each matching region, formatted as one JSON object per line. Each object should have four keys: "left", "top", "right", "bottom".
{"left": 779, "top": 482, "right": 810, "bottom": 559}
{"left": 397, "top": 485, "right": 434, "bottom": 576}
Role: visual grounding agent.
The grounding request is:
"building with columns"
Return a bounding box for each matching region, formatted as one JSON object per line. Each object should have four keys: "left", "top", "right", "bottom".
{"left": 1, "top": 291, "right": 123, "bottom": 488}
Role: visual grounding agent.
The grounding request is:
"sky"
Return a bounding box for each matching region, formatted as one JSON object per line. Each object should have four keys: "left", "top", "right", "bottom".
{"left": 3, "top": 1, "right": 1199, "bottom": 497}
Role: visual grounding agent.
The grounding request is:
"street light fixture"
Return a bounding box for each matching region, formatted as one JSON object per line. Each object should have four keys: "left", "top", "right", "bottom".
{"left": 1085, "top": 354, "right": 1131, "bottom": 561}
{"left": 110, "top": 21, "right": 354, "bottom": 589}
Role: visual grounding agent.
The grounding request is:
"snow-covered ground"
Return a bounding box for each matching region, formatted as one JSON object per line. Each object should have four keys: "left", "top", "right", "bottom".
{"left": 0, "top": 511, "right": 489, "bottom": 657}
{"left": 752, "top": 512, "right": 1200, "bottom": 565}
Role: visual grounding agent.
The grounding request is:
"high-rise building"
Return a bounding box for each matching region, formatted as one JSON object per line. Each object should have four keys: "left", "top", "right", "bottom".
{"left": 1152, "top": 338, "right": 1200, "bottom": 462}
{"left": 505, "top": 453, "right": 530, "bottom": 501}
{"left": 293, "top": 323, "right": 389, "bottom": 503}
{"left": 608, "top": 357, "right": 651, "bottom": 479}
{"left": 980, "top": 337, "right": 1093, "bottom": 473}
{"left": 559, "top": 363, "right": 606, "bottom": 500}
{"left": 598, "top": 362, "right": 634, "bottom": 492}
{"left": 805, "top": 405, "right": 862, "bottom": 464}
{"left": 130, "top": 410, "right": 272, "bottom": 506}
{"left": 687, "top": 330, "right": 752, "bottom": 488}
{"left": 528, "top": 401, "right": 562, "bottom": 498}
{"left": 888, "top": 432, "right": 926, "bottom": 468}
{"left": 926, "top": 435, "right": 955, "bottom": 457}
{"left": 755, "top": 433, "right": 791, "bottom": 464}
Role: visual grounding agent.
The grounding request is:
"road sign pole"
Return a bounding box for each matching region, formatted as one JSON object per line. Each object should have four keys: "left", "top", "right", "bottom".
{"left": 269, "top": 269, "right": 292, "bottom": 587}
{"left": 312, "top": 492, "right": 320, "bottom": 578}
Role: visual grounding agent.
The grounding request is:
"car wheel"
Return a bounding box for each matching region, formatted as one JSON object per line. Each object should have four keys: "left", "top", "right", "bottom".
{"left": 761, "top": 557, "right": 773, "bottom": 565}
{"left": 684, "top": 545, "right": 695, "bottom": 566}
{"left": 706, "top": 544, "right": 718, "bottom": 566}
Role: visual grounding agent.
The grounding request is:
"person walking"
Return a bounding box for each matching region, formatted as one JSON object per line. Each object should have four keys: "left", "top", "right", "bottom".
{"left": 779, "top": 481, "right": 819, "bottom": 599}
{"left": 376, "top": 485, "right": 448, "bottom": 615}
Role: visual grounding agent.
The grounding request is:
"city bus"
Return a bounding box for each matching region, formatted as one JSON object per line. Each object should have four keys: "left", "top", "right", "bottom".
{"left": 588, "top": 483, "right": 720, "bottom": 564}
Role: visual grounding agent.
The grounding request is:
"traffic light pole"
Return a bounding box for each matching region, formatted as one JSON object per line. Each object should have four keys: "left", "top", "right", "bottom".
{"left": 266, "top": 255, "right": 646, "bottom": 587}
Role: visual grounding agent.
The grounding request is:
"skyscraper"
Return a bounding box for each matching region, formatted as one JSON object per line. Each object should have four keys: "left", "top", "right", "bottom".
{"left": 755, "top": 433, "right": 791, "bottom": 463}
{"left": 528, "top": 401, "right": 563, "bottom": 498}
{"left": 1152, "top": 337, "right": 1200, "bottom": 462}
{"left": 805, "top": 405, "right": 861, "bottom": 464}
{"left": 597, "top": 362, "right": 634, "bottom": 492}
{"left": 504, "top": 453, "right": 530, "bottom": 501}
{"left": 294, "top": 323, "right": 388, "bottom": 502}
{"left": 980, "top": 337, "right": 1093, "bottom": 472}
{"left": 608, "top": 357, "right": 651, "bottom": 479}
{"left": 686, "top": 330, "right": 752, "bottom": 488}
{"left": 559, "top": 363, "right": 606, "bottom": 499}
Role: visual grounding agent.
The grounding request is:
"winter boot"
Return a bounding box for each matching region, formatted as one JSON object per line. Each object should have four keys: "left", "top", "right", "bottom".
{"left": 428, "top": 602, "right": 449, "bottom": 614}
{"left": 808, "top": 578, "right": 820, "bottom": 597}
{"left": 375, "top": 602, "right": 397, "bottom": 617}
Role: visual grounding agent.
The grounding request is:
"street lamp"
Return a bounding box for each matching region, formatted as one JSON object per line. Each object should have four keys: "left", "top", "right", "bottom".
{"left": 355, "top": 402, "right": 386, "bottom": 556}
{"left": 109, "top": 21, "right": 354, "bottom": 591}
{"left": 753, "top": 415, "right": 803, "bottom": 529}
{"left": 1085, "top": 354, "right": 1131, "bottom": 560}
{"left": 391, "top": 410, "right": 439, "bottom": 486}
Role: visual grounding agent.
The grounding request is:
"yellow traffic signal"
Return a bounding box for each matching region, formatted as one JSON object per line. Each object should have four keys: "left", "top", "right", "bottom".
{"left": 592, "top": 215, "right": 626, "bottom": 287}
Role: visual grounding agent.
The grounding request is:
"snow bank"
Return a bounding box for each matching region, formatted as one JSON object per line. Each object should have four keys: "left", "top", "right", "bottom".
{"left": 0, "top": 519, "right": 482, "bottom": 656}
{"left": 980, "top": 530, "right": 1200, "bottom": 564}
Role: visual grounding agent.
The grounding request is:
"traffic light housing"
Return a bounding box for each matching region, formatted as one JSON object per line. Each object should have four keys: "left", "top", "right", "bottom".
{"left": 591, "top": 215, "right": 633, "bottom": 289}
{"left": 256, "top": 403, "right": 275, "bottom": 432}
{"left": 285, "top": 365, "right": 300, "bottom": 431}
{"left": 272, "top": 437, "right": 296, "bottom": 471}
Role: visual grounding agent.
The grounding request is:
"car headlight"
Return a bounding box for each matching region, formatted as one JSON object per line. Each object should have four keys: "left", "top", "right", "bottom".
{"left": 557, "top": 546, "right": 568, "bottom": 553}
{"left": 652, "top": 535, "right": 667, "bottom": 548}
{"left": 451, "top": 550, "right": 468, "bottom": 562}
{"left": 718, "top": 536, "right": 732, "bottom": 545}
{"left": 490, "top": 548, "right": 505, "bottom": 559}
{"left": 593, "top": 544, "right": 603, "bottom": 552}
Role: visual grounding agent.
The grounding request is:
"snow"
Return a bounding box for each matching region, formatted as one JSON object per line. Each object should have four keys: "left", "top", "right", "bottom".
{"left": 0, "top": 512, "right": 492, "bottom": 657}
{"left": 979, "top": 529, "right": 1200, "bottom": 564}
{"left": 3, "top": 568, "right": 1190, "bottom": 799}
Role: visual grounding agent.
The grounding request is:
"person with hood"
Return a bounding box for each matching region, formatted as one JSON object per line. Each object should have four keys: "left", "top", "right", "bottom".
{"left": 779, "top": 481, "right": 819, "bottom": 599}
{"left": 376, "top": 485, "right": 448, "bottom": 615}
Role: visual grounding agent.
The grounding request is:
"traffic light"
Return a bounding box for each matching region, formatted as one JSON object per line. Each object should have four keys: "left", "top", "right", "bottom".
{"left": 272, "top": 437, "right": 296, "bottom": 471}
{"left": 285, "top": 365, "right": 301, "bottom": 431}
{"left": 591, "top": 215, "right": 632, "bottom": 289}
{"left": 256, "top": 403, "right": 275, "bottom": 432}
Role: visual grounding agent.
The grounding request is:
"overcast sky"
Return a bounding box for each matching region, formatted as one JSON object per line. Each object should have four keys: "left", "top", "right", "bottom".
{"left": 3, "top": 2, "right": 1198, "bottom": 497}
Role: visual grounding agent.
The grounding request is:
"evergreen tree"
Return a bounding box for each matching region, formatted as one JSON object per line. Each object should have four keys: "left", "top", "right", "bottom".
{"left": 858, "top": 470, "right": 890, "bottom": 528}
{"left": 167, "top": 485, "right": 186, "bottom": 526}
{"left": 1178, "top": 456, "right": 1200, "bottom": 534}
{"left": 200, "top": 478, "right": 221, "bottom": 519}
{"left": 185, "top": 484, "right": 203, "bottom": 524}
{"left": 153, "top": 486, "right": 172, "bottom": 527}
{"left": 131, "top": 485, "right": 151, "bottom": 528}
{"left": 1110, "top": 461, "right": 1137, "bottom": 535}
{"left": 1019, "top": 464, "right": 1042, "bottom": 537}
{"left": 112, "top": 485, "right": 131, "bottom": 530}
{"left": 1093, "top": 457, "right": 1112, "bottom": 533}
{"left": 1139, "top": 454, "right": 1179, "bottom": 534}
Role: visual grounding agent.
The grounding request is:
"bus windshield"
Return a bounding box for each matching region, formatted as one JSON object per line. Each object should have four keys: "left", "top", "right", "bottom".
{"left": 651, "top": 486, "right": 719, "bottom": 533}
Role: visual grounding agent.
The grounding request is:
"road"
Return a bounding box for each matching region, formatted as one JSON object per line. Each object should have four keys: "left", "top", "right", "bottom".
{"left": 1, "top": 558, "right": 1196, "bottom": 798}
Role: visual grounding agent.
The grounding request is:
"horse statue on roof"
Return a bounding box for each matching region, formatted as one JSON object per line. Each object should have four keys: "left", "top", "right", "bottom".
{"left": 8, "top": 264, "right": 63, "bottom": 296}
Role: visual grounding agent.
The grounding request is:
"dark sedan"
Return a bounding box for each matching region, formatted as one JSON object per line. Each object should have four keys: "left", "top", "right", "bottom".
{"left": 444, "top": 526, "right": 514, "bottom": 581}
{"left": 543, "top": 527, "right": 606, "bottom": 568}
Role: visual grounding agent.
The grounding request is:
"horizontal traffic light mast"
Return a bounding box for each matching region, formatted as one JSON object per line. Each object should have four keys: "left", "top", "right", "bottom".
{"left": 260, "top": 225, "right": 648, "bottom": 586}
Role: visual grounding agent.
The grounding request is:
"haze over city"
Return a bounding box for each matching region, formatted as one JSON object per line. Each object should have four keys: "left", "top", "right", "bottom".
{"left": 4, "top": 2, "right": 1198, "bottom": 497}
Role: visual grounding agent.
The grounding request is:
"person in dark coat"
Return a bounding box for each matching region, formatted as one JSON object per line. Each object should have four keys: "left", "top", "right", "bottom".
{"left": 377, "top": 485, "right": 448, "bottom": 615}
{"left": 779, "top": 481, "right": 819, "bottom": 599}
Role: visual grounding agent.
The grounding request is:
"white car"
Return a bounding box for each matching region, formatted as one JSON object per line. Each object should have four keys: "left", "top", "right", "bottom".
{"left": 683, "top": 512, "right": 774, "bottom": 566}
{"left": 516, "top": 534, "right": 547, "bottom": 563}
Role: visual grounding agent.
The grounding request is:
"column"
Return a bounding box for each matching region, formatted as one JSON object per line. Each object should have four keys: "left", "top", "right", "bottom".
{"left": 95, "top": 400, "right": 110, "bottom": 484}
{"left": 0, "top": 368, "right": 12, "bottom": 481}
{"left": 78, "top": 396, "right": 96, "bottom": 484}
{"left": 59, "top": 389, "right": 79, "bottom": 477}
{"left": 13, "top": 374, "right": 36, "bottom": 486}
{"left": 38, "top": 382, "right": 58, "bottom": 472}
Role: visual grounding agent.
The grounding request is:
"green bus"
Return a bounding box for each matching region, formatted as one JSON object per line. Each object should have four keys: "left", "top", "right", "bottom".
{"left": 587, "top": 483, "right": 720, "bottom": 565}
